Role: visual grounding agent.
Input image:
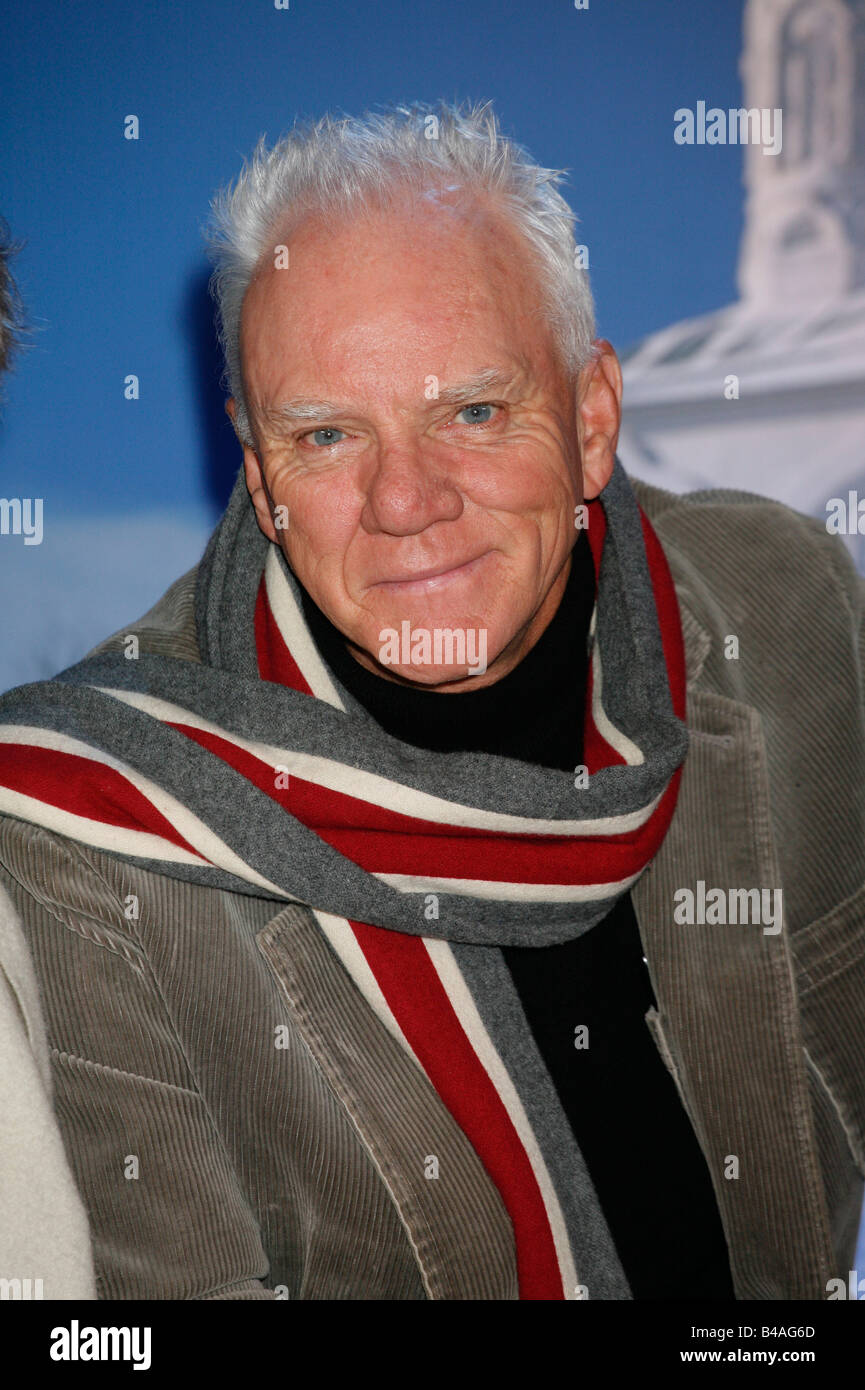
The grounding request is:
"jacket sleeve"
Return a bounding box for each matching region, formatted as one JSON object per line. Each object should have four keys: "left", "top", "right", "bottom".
{"left": 0, "top": 816, "right": 278, "bottom": 1301}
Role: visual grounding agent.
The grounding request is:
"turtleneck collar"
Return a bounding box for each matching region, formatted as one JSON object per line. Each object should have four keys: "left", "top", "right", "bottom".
{"left": 298, "top": 530, "right": 596, "bottom": 772}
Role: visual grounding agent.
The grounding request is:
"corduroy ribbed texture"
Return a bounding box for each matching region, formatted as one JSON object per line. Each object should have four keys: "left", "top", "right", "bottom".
{"left": 0, "top": 821, "right": 431, "bottom": 1299}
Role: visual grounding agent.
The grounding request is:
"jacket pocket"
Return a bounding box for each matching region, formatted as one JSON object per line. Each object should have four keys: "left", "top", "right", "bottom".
{"left": 790, "top": 880, "right": 865, "bottom": 1178}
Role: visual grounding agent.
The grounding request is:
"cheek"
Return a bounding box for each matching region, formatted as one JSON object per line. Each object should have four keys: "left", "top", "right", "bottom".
{"left": 465, "top": 447, "right": 575, "bottom": 516}
{"left": 279, "top": 480, "right": 361, "bottom": 575}
{"left": 474, "top": 488, "right": 573, "bottom": 565}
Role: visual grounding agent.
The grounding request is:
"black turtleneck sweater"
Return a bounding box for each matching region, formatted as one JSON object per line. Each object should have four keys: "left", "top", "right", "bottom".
{"left": 298, "top": 532, "right": 736, "bottom": 1300}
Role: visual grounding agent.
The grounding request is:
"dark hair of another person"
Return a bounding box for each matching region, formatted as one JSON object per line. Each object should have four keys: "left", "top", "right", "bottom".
{"left": 0, "top": 217, "right": 28, "bottom": 380}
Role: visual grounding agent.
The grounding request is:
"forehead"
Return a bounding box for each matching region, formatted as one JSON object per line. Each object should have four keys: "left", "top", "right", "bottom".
{"left": 239, "top": 190, "right": 557, "bottom": 394}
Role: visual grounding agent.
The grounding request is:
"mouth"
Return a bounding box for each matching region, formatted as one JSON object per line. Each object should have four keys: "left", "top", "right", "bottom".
{"left": 371, "top": 552, "right": 491, "bottom": 595}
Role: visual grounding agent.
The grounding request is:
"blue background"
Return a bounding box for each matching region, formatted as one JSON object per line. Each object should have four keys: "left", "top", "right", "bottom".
{"left": 1, "top": 0, "right": 745, "bottom": 520}
{"left": 2, "top": 0, "right": 863, "bottom": 1282}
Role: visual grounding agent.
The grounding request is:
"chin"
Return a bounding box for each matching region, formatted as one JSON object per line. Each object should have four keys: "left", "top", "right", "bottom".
{"left": 388, "top": 656, "right": 500, "bottom": 688}
{"left": 366, "top": 611, "right": 497, "bottom": 684}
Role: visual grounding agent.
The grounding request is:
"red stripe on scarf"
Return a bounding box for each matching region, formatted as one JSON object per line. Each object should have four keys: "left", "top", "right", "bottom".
{"left": 0, "top": 744, "right": 205, "bottom": 857}
{"left": 167, "top": 722, "right": 671, "bottom": 887}
{"left": 255, "top": 578, "right": 314, "bottom": 692}
{"left": 349, "top": 919, "right": 565, "bottom": 1298}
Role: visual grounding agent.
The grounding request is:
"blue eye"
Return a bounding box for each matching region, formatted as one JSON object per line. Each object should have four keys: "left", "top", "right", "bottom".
{"left": 307, "top": 427, "right": 345, "bottom": 447}
{"left": 457, "top": 402, "right": 496, "bottom": 425}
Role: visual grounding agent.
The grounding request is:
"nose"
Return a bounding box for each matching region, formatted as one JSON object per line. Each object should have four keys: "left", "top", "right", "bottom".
{"left": 360, "top": 436, "right": 464, "bottom": 537}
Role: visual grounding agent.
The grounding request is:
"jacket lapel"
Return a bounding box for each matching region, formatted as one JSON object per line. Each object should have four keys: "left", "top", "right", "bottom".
{"left": 631, "top": 594, "right": 836, "bottom": 1299}
{"left": 257, "top": 905, "right": 518, "bottom": 1299}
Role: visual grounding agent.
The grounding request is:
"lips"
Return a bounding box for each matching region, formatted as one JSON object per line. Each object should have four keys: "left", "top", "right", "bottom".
{"left": 382, "top": 558, "right": 478, "bottom": 584}
{"left": 372, "top": 553, "right": 489, "bottom": 590}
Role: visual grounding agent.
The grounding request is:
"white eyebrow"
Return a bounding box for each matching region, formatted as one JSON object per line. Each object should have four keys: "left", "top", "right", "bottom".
{"left": 262, "top": 398, "right": 345, "bottom": 425}
{"left": 433, "top": 367, "right": 519, "bottom": 406}
{"left": 260, "top": 367, "right": 519, "bottom": 430}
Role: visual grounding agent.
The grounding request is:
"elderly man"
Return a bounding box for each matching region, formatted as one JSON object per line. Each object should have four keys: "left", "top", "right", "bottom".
{"left": 0, "top": 101, "right": 862, "bottom": 1303}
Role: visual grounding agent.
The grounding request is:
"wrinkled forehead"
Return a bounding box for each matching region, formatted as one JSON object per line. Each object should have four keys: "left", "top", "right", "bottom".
{"left": 239, "top": 189, "right": 560, "bottom": 400}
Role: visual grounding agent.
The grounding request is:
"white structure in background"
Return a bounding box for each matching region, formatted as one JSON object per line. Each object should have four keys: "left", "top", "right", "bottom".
{"left": 619, "top": 0, "right": 865, "bottom": 572}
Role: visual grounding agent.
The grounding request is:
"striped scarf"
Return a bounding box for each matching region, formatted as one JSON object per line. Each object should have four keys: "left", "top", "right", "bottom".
{"left": 0, "top": 458, "right": 688, "bottom": 1299}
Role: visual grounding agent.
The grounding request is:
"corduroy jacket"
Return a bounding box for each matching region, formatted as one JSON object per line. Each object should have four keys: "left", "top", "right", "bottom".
{"left": 1, "top": 473, "right": 863, "bottom": 1300}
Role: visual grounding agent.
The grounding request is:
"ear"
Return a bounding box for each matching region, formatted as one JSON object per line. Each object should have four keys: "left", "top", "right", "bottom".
{"left": 576, "top": 340, "right": 623, "bottom": 500}
{"left": 225, "top": 398, "right": 277, "bottom": 543}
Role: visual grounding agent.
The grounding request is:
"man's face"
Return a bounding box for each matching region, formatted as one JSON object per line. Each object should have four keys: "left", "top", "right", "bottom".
{"left": 233, "top": 189, "right": 619, "bottom": 691}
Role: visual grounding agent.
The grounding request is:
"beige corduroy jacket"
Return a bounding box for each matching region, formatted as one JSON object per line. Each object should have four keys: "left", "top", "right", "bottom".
{"left": 0, "top": 473, "right": 863, "bottom": 1300}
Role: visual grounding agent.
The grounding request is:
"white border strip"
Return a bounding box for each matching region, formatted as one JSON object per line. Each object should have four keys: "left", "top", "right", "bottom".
{"left": 588, "top": 608, "right": 645, "bottom": 767}
{"left": 376, "top": 865, "right": 646, "bottom": 902}
{"left": 264, "top": 548, "right": 346, "bottom": 710}
{"left": 312, "top": 910, "right": 429, "bottom": 1079}
{"left": 0, "top": 786, "right": 207, "bottom": 866}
